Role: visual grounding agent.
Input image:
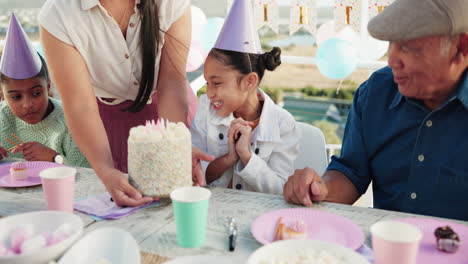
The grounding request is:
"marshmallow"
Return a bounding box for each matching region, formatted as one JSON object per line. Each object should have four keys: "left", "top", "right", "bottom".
{"left": 9, "top": 224, "right": 34, "bottom": 253}
{"left": 20, "top": 235, "right": 47, "bottom": 254}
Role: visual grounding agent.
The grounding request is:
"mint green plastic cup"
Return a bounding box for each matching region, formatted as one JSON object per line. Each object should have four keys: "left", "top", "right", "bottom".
{"left": 170, "top": 187, "right": 212, "bottom": 248}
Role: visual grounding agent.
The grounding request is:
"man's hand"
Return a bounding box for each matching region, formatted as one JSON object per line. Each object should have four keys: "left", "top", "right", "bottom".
{"left": 12, "top": 142, "right": 57, "bottom": 162}
{"left": 192, "top": 146, "right": 215, "bottom": 186}
{"left": 283, "top": 168, "right": 328, "bottom": 207}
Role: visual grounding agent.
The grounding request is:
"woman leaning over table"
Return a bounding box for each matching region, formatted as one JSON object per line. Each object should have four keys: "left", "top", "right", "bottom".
{"left": 38, "top": 0, "right": 204, "bottom": 207}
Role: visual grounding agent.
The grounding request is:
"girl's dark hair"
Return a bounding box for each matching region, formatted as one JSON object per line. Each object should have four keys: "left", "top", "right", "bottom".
{"left": 0, "top": 53, "right": 50, "bottom": 100}
{"left": 123, "top": 0, "right": 160, "bottom": 112}
{"left": 0, "top": 53, "right": 49, "bottom": 84}
{"left": 209, "top": 47, "right": 282, "bottom": 82}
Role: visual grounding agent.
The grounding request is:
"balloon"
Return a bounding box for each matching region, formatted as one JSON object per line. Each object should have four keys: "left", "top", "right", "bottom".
{"left": 36, "top": 43, "right": 45, "bottom": 59}
{"left": 201, "top": 17, "right": 225, "bottom": 54}
{"left": 316, "top": 20, "right": 336, "bottom": 47}
{"left": 335, "top": 26, "right": 360, "bottom": 50}
{"left": 356, "top": 36, "right": 389, "bottom": 61}
{"left": 191, "top": 5, "right": 207, "bottom": 44}
{"left": 186, "top": 39, "right": 206, "bottom": 72}
{"left": 316, "top": 38, "right": 358, "bottom": 80}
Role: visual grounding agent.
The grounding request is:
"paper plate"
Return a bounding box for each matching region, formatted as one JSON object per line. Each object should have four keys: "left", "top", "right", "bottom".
{"left": 58, "top": 227, "right": 140, "bottom": 264}
{"left": 247, "top": 239, "right": 370, "bottom": 264}
{"left": 0, "top": 161, "right": 63, "bottom": 187}
{"left": 251, "top": 208, "right": 364, "bottom": 250}
{"left": 397, "top": 217, "right": 468, "bottom": 264}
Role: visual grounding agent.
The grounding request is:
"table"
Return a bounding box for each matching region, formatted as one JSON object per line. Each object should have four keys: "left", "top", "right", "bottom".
{"left": 1, "top": 164, "right": 467, "bottom": 263}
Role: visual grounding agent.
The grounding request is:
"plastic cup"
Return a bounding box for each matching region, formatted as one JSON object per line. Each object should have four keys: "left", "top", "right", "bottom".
{"left": 39, "top": 167, "right": 76, "bottom": 213}
{"left": 170, "top": 187, "right": 211, "bottom": 248}
{"left": 371, "top": 220, "right": 422, "bottom": 264}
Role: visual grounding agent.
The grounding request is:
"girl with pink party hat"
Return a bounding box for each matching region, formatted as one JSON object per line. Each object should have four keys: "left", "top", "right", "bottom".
{"left": 0, "top": 14, "right": 89, "bottom": 167}
{"left": 191, "top": 0, "right": 300, "bottom": 195}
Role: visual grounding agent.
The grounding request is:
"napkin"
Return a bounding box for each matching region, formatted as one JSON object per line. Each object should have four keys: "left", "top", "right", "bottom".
{"left": 74, "top": 192, "right": 160, "bottom": 220}
{"left": 357, "top": 244, "right": 374, "bottom": 263}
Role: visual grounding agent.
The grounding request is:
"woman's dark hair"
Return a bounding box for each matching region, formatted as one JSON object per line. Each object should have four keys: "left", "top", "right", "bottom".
{"left": 0, "top": 53, "right": 49, "bottom": 84}
{"left": 209, "top": 47, "right": 282, "bottom": 83}
{"left": 123, "top": 0, "right": 160, "bottom": 112}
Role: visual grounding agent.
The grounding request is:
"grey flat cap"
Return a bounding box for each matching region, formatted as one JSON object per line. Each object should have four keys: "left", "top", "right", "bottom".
{"left": 368, "top": 0, "right": 468, "bottom": 41}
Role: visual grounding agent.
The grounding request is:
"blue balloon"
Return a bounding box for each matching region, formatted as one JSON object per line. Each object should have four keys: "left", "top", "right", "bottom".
{"left": 316, "top": 38, "right": 358, "bottom": 80}
{"left": 36, "top": 43, "right": 45, "bottom": 59}
{"left": 201, "top": 17, "right": 225, "bottom": 53}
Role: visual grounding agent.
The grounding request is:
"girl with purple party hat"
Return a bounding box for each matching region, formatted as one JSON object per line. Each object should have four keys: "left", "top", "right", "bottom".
{"left": 191, "top": 0, "right": 300, "bottom": 195}
{"left": 0, "top": 14, "right": 89, "bottom": 167}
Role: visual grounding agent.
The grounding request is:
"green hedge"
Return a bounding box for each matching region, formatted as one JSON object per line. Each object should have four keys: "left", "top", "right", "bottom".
{"left": 300, "top": 87, "right": 356, "bottom": 100}
{"left": 197, "top": 85, "right": 356, "bottom": 102}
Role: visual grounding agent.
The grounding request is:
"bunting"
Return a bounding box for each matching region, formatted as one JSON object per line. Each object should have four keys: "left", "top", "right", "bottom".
{"left": 334, "top": 0, "right": 360, "bottom": 32}
{"left": 253, "top": 0, "right": 279, "bottom": 33}
{"left": 289, "top": 0, "right": 317, "bottom": 36}
{"left": 368, "top": 0, "right": 394, "bottom": 20}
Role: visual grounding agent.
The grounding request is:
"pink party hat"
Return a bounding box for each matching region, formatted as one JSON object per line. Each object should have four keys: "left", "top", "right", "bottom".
{"left": 214, "top": 0, "right": 262, "bottom": 54}
{"left": 0, "top": 13, "right": 42, "bottom": 79}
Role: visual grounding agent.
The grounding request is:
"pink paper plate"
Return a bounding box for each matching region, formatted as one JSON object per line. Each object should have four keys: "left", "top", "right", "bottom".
{"left": 397, "top": 217, "right": 468, "bottom": 264}
{"left": 251, "top": 208, "right": 365, "bottom": 250}
{"left": 0, "top": 161, "right": 63, "bottom": 187}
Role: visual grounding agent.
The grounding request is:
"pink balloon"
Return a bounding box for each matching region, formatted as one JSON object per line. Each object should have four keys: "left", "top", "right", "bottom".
{"left": 186, "top": 40, "right": 206, "bottom": 72}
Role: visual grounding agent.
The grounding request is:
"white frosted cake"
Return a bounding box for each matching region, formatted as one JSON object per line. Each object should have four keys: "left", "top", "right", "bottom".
{"left": 127, "top": 119, "right": 192, "bottom": 197}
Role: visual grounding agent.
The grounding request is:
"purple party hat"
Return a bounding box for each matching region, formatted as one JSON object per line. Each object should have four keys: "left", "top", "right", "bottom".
{"left": 214, "top": 0, "right": 262, "bottom": 54}
{"left": 0, "top": 13, "right": 42, "bottom": 79}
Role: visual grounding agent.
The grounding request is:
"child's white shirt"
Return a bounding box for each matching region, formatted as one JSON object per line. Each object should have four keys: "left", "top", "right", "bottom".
{"left": 191, "top": 89, "right": 300, "bottom": 195}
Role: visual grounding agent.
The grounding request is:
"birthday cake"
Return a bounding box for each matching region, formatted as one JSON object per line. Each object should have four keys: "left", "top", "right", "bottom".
{"left": 127, "top": 120, "right": 192, "bottom": 197}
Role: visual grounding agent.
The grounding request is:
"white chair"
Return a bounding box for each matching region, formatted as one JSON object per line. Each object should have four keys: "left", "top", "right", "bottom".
{"left": 293, "top": 122, "right": 374, "bottom": 207}
{"left": 294, "top": 122, "right": 329, "bottom": 176}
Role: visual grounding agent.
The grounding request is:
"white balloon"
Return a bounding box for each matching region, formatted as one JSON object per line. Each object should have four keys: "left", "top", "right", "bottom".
{"left": 334, "top": 26, "right": 360, "bottom": 50}
{"left": 191, "top": 6, "right": 207, "bottom": 43}
{"left": 316, "top": 20, "right": 336, "bottom": 47}
{"left": 357, "top": 35, "right": 389, "bottom": 61}
{"left": 316, "top": 20, "right": 388, "bottom": 61}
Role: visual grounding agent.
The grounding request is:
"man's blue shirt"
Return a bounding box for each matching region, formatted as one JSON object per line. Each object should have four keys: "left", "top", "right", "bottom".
{"left": 328, "top": 67, "right": 468, "bottom": 221}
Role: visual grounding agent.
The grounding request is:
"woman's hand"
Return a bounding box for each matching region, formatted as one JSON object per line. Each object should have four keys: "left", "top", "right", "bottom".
{"left": 12, "top": 142, "right": 57, "bottom": 162}
{"left": 101, "top": 168, "right": 153, "bottom": 207}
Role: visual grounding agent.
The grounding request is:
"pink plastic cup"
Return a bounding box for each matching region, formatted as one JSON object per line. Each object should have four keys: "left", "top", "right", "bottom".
{"left": 371, "top": 220, "right": 422, "bottom": 264}
{"left": 39, "top": 167, "right": 76, "bottom": 213}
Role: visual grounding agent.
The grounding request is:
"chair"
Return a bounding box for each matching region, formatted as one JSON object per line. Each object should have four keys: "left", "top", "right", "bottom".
{"left": 293, "top": 122, "right": 374, "bottom": 207}
{"left": 294, "top": 122, "right": 329, "bottom": 176}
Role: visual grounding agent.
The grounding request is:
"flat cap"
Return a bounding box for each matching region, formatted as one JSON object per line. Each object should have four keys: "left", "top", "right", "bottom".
{"left": 368, "top": 0, "right": 468, "bottom": 41}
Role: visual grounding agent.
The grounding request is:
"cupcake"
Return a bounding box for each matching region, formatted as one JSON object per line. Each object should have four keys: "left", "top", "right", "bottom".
{"left": 274, "top": 217, "right": 308, "bottom": 241}
{"left": 10, "top": 162, "right": 28, "bottom": 181}
{"left": 434, "top": 225, "right": 460, "bottom": 253}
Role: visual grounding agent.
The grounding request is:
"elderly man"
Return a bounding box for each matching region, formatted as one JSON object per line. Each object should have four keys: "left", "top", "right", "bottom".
{"left": 284, "top": 0, "right": 468, "bottom": 221}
